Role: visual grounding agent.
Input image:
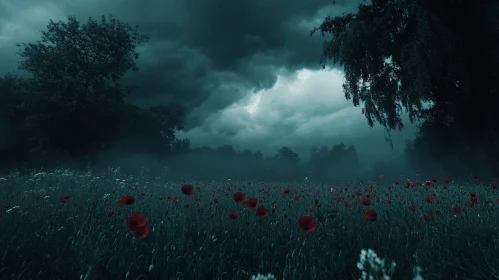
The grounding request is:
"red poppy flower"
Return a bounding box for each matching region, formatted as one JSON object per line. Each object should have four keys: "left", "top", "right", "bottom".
{"left": 214, "top": 198, "right": 219, "bottom": 204}
{"left": 256, "top": 206, "right": 268, "bottom": 217}
{"left": 283, "top": 189, "right": 290, "bottom": 196}
{"left": 345, "top": 202, "right": 352, "bottom": 208}
{"left": 108, "top": 210, "right": 114, "bottom": 217}
{"left": 181, "top": 184, "right": 194, "bottom": 196}
{"left": 229, "top": 211, "right": 239, "bottom": 219}
{"left": 444, "top": 178, "right": 451, "bottom": 183}
{"left": 61, "top": 194, "right": 71, "bottom": 203}
{"left": 431, "top": 178, "right": 438, "bottom": 182}
{"left": 470, "top": 192, "right": 477, "bottom": 197}
{"left": 245, "top": 198, "right": 258, "bottom": 209}
{"left": 492, "top": 183, "right": 498, "bottom": 189}
{"left": 184, "top": 203, "right": 190, "bottom": 208}
{"left": 408, "top": 205, "right": 416, "bottom": 212}
{"left": 34, "top": 195, "right": 41, "bottom": 200}
{"left": 452, "top": 206, "right": 462, "bottom": 215}
{"left": 127, "top": 213, "right": 147, "bottom": 231}
{"left": 424, "top": 196, "right": 434, "bottom": 203}
{"left": 364, "top": 210, "right": 377, "bottom": 221}
{"left": 423, "top": 214, "right": 432, "bottom": 221}
{"left": 234, "top": 192, "right": 245, "bottom": 203}
{"left": 118, "top": 195, "right": 135, "bottom": 206}
{"left": 361, "top": 198, "right": 371, "bottom": 206}
{"left": 132, "top": 225, "right": 150, "bottom": 239}
{"left": 298, "top": 216, "right": 317, "bottom": 233}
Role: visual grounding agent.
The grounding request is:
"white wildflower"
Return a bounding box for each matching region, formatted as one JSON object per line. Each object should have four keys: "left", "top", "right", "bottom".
{"left": 5, "top": 205, "right": 20, "bottom": 213}
{"left": 357, "top": 248, "right": 395, "bottom": 280}
{"left": 413, "top": 266, "right": 424, "bottom": 280}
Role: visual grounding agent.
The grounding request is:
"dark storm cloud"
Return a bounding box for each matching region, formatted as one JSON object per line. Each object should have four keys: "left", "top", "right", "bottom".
{"left": 0, "top": 0, "right": 359, "bottom": 126}
{"left": 0, "top": 0, "right": 418, "bottom": 163}
{"left": 120, "top": 0, "right": 359, "bottom": 127}
{"left": 176, "top": 69, "right": 418, "bottom": 162}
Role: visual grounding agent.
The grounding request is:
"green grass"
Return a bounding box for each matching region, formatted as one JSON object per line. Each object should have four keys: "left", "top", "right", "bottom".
{"left": 0, "top": 169, "right": 498, "bottom": 280}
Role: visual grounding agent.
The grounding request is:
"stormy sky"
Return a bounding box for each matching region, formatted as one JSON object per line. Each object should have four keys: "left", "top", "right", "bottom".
{"left": 0, "top": 0, "right": 417, "bottom": 164}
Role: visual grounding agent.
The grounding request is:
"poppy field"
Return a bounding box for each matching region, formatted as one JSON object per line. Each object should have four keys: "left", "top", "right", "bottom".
{"left": 0, "top": 169, "right": 498, "bottom": 280}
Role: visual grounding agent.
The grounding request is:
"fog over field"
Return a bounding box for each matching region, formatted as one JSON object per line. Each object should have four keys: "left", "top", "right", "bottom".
{"left": 0, "top": 0, "right": 426, "bottom": 179}
{"left": 0, "top": 1, "right": 498, "bottom": 279}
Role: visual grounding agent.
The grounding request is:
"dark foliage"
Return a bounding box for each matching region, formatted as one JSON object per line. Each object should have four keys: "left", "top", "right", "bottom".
{"left": 312, "top": 0, "right": 499, "bottom": 178}
{"left": 310, "top": 143, "right": 360, "bottom": 181}
{"left": 0, "top": 15, "right": 186, "bottom": 170}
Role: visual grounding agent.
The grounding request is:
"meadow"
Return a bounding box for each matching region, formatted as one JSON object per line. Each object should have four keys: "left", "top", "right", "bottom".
{"left": 0, "top": 168, "right": 498, "bottom": 280}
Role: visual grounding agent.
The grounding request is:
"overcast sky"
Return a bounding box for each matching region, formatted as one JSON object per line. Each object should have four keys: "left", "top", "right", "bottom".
{"left": 0, "top": 0, "right": 418, "bottom": 163}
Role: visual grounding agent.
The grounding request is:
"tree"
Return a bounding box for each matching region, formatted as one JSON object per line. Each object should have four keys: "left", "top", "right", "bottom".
{"left": 308, "top": 143, "right": 360, "bottom": 180}
{"left": 216, "top": 145, "right": 237, "bottom": 157}
{"left": 275, "top": 146, "right": 300, "bottom": 163}
{"left": 192, "top": 146, "right": 215, "bottom": 155}
{"left": 309, "top": 145, "right": 329, "bottom": 176}
{"left": 238, "top": 149, "right": 263, "bottom": 162}
{"left": 12, "top": 14, "right": 150, "bottom": 160}
{"left": 312, "top": 0, "right": 499, "bottom": 177}
{"left": 0, "top": 74, "right": 37, "bottom": 168}
{"left": 0, "top": 74, "right": 33, "bottom": 119}
{"left": 16, "top": 14, "right": 149, "bottom": 107}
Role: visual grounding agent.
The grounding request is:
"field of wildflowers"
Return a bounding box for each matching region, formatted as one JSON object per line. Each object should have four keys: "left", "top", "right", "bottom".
{"left": 0, "top": 168, "right": 498, "bottom": 280}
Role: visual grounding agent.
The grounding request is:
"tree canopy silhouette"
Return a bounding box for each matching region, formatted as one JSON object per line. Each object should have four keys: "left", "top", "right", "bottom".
{"left": 275, "top": 146, "right": 300, "bottom": 163}
{"left": 11, "top": 15, "right": 151, "bottom": 160}
{"left": 312, "top": 0, "right": 499, "bottom": 177}
{"left": 16, "top": 14, "right": 149, "bottom": 104}
{"left": 310, "top": 143, "right": 360, "bottom": 180}
{"left": 0, "top": 15, "right": 188, "bottom": 169}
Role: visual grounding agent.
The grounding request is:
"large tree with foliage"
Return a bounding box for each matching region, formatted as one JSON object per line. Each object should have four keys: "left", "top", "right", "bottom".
{"left": 312, "top": 0, "right": 499, "bottom": 177}
{"left": 0, "top": 74, "right": 37, "bottom": 167}
{"left": 12, "top": 15, "right": 150, "bottom": 160}
{"left": 0, "top": 15, "right": 187, "bottom": 169}
{"left": 17, "top": 14, "right": 149, "bottom": 104}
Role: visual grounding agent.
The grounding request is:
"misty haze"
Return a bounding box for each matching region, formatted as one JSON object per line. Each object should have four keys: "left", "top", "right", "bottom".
{"left": 0, "top": 0, "right": 498, "bottom": 279}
